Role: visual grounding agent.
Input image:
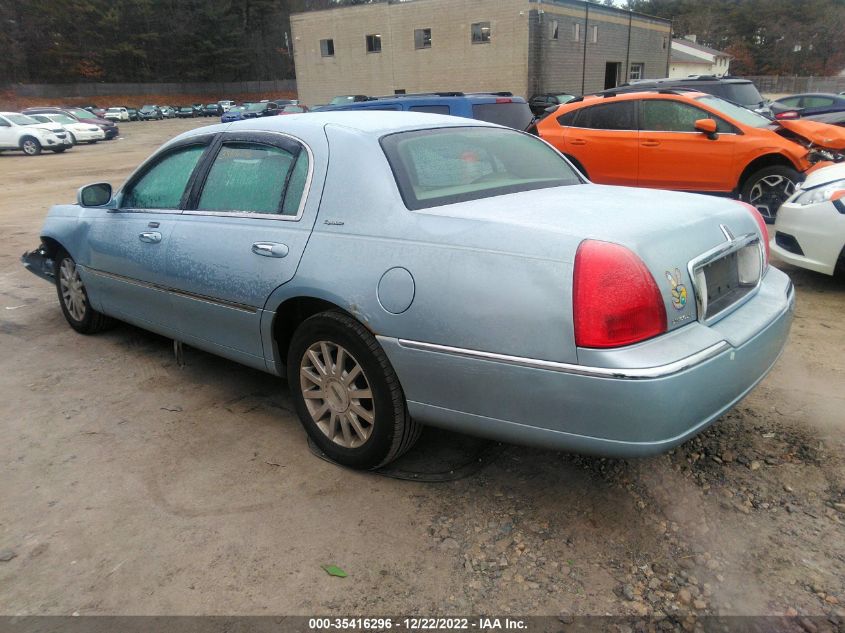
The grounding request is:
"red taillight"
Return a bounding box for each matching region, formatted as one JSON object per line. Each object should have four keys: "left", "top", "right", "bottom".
{"left": 737, "top": 201, "right": 769, "bottom": 265}
{"left": 495, "top": 97, "right": 513, "bottom": 103}
{"left": 775, "top": 111, "right": 799, "bottom": 120}
{"left": 573, "top": 240, "right": 667, "bottom": 348}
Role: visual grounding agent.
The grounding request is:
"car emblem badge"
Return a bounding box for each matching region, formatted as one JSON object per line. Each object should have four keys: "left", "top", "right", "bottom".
{"left": 665, "top": 268, "right": 687, "bottom": 311}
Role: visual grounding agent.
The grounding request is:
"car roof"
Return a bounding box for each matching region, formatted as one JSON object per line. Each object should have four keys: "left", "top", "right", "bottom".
{"left": 775, "top": 92, "right": 843, "bottom": 99}
{"left": 322, "top": 92, "right": 526, "bottom": 111}
{"left": 173, "top": 111, "right": 497, "bottom": 145}
{"left": 572, "top": 90, "right": 705, "bottom": 105}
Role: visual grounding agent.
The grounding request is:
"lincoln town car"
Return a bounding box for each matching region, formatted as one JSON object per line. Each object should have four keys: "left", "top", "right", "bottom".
{"left": 22, "top": 112, "right": 795, "bottom": 469}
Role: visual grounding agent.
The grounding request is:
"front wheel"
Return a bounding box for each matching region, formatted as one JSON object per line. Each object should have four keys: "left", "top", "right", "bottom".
{"left": 287, "top": 311, "right": 421, "bottom": 469}
{"left": 54, "top": 250, "right": 114, "bottom": 334}
{"left": 741, "top": 165, "right": 800, "bottom": 222}
{"left": 21, "top": 137, "right": 41, "bottom": 156}
{"left": 51, "top": 147, "right": 68, "bottom": 153}
{"left": 68, "top": 132, "right": 77, "bottom": 145}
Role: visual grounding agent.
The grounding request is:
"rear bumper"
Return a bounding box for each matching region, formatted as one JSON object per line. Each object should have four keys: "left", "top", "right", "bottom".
{"left": 21, "top": 246, "right": 55, "bottom": 283}
{"left": 379, "top": 268, "right": 795, "bottom": 457}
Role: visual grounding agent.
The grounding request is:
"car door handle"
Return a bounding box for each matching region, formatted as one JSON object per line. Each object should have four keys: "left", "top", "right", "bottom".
{"left": 641, "top": 140, "right": 660, "bottom": 147}
{"left": 252, "top": 242, "right": 289, "bottom": 258}
{"left": 139, "top": 231, "right": 162, "bottom": 243}
{"left": 569, "top": 139, "right": 587, "bottom": 146}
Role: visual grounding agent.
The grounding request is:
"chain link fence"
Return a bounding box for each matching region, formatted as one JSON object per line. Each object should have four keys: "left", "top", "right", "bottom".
{"left": 747, "top": 75, "right": 845, "bottom": 95}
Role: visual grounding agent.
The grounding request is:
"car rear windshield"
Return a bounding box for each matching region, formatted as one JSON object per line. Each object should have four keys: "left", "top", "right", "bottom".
{"left": 718, "top": 82, "right": 764, "bottom": 108}
{"left": 381, "top": 127, "right": 582, "bottom": 210}
{"left": 68, "top": 108, "right": 95, "bottom": 119}
{"left": 471, "top": 102, "right": 534, "bottom": 130}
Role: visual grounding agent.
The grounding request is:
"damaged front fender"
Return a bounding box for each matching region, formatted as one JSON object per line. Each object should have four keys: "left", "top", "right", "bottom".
{"left": 21, "top": 245, "right": 55, "bottom": 283}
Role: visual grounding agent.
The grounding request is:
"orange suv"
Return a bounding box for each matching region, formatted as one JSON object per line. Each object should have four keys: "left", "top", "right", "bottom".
{"left": 534, "top": 90, "right": 845, "bottom": 220}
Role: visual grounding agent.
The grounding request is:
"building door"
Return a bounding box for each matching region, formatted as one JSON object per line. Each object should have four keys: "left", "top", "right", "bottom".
{"left": 604, "top": 62, "right": 621, "bottom": 89}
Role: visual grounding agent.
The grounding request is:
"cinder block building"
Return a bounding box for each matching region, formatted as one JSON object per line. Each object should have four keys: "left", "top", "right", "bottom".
{"left": 291, "top": 0, "right": 672, "bottom": 107}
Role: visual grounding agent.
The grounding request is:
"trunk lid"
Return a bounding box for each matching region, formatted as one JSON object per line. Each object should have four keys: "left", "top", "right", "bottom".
{"left": 422, "top": 184, "right": 764, "bottom": 330}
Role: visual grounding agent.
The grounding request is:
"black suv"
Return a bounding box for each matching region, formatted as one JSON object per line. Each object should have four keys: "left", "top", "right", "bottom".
{"left": 597, "top": 76, "right": 771, "bottom": 116}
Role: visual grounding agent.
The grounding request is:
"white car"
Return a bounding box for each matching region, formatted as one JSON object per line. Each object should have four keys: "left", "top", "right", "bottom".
{"left": 0, "top": 112, "right": 72, "bottom": 155}
{"left": 27, "top": 113, "right": 105, "bottom": 144}
{"left": 217, "top": 100, "right": 235, "bottom": 112}
{"left": 772, "top": 162, "right": 845, "bottom": 276}
{"left": 104, "top": 107, "right": 129, "bottom": 122}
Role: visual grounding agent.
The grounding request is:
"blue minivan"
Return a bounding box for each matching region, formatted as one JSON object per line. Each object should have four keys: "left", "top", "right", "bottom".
{"left": 318, "top": 92, "right": 535, "bottom": 130}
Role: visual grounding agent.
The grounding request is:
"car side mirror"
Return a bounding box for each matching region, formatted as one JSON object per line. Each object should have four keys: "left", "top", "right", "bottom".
{"left": 78, "top": 182, "right": 112, "bottom": 207}
{"left": 695, "top": 118, "right": 718, "bottom": 140}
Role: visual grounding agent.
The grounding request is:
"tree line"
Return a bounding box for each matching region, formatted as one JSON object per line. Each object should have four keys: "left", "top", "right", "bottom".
{"left": 1, "top": 0, "right": 844, "bottom": 85}
{"left": 626, "top": 0, "right": 845, "bottom": 76}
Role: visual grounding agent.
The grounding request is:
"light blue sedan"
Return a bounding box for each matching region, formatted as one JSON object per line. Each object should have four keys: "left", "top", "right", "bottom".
{"left": 22, "top": 112, "right": 795, "bottom": 469}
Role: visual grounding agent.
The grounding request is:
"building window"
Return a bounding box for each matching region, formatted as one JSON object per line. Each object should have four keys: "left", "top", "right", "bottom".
{"left": 629, "top": 63, "right": 643, "bottom": 81}
{"left": 471, "top": 22, "right": 491, "bottom": 44}
{"left": 319, "top": 39, "right": 334, "bottom": 57}
{"left": 414, "top": 28, "right": 431, "bottom": 49}
{"left": 573, "top": 22, "right": 581, "bottom": 42}
{"left": 549, "top": 20, "right": 559, "bottom": 40}
{"left": 590, "top": 25, "right": 598, "bottom": 43}
{"left": 366, "top": 34, "right": 382, "bottom": 53}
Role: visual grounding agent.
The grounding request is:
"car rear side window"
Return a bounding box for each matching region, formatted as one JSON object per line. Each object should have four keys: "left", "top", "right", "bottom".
{"left": 410, "top": 105, "right": 450, "bottom": 115}
{"left": 557, "top": 110, "right": 579, "bottom": 126}
{"left": 575, "top": 102, "right": 635, "bottom": 130}
{"left": 471, "top": 102, "right": 533, "bottom": 130}
{"left": 381, "top": 127, "right": 581, "bottom": 210}
{"left": 197, "top": 142, "right": 305, "bottom": 215}
{"left": 123, "top": 145, "right": 206, "bottom": 210}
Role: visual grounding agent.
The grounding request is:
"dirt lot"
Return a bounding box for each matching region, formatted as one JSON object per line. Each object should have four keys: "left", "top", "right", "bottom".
{"left": 0, "top": 119, "right": 843, "bottom": 623}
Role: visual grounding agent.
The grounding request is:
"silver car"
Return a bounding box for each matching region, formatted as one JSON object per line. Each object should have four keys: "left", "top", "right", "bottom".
{"left": 21, "top": 112, "right": 795, "bottom": 469}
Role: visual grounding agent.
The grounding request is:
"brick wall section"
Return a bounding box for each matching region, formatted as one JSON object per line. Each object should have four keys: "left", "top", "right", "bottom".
{"left": 291, "top": 0, "right": 533, "bottom": 107}
{"left": 527, "top": 0, "right": 671, "bottom": 96}
{"left": 291, "top": 0, "right": 671, "bottom": 106}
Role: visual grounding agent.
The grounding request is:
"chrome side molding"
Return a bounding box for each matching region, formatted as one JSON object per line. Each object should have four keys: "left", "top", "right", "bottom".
{"left": 395, "top": 339, "right": 731, "bottom": 381}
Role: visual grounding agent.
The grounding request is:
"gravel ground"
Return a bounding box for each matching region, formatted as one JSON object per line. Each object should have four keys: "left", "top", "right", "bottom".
{"left": 0, "top": 119, "right": 843, "bottom": 626}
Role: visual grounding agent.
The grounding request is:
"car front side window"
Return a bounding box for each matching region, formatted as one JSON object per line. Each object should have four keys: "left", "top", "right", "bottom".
{"left": 641, "top": 100, "right": 734, "bottom": 133}
{"left": 122, "top": 145, "right": 206, "bottom": 210}
{"left": 197, "top": 142, "right": 307, "bottom": 216}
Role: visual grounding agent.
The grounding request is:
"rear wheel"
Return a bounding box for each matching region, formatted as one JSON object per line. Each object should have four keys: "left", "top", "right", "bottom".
{"left": 20, "top": 136, "right": 41, "bottom": 156}
{"left": 54, "top": 250, "right": 114, "bottom": 334}
{"left": 287, "top": 311, "right": 421, "bottom": 469}
{"left": 741, "top": 165, "right": 799, "bottom": 222}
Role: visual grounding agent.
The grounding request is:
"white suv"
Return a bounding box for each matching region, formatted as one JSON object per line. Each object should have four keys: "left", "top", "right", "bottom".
{"left": 217, "top": 100, "right": 235, "bottom": 112}
{"left": 104, "top": 107, "right": 129, "bottom": 122}
{"left": 0, "top": 112, "right": 72, "bottom": 155}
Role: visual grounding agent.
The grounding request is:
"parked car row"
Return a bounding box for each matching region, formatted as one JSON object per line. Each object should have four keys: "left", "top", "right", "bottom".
{"left": 1, "top": 106, "right": 117, "bottom": 155}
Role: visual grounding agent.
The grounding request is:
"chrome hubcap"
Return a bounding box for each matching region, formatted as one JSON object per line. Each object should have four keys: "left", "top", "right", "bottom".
{"left": 59, "top": 258, "right": 86, "bottom": 321}
{"left": 22, "top": 140, "right": 37, "bottom": 154}
{"left": 300, "top": 341, "right": 375, "bottom": 448}
{"left": 748, "top": 175, "right": 796, "bottom": 220}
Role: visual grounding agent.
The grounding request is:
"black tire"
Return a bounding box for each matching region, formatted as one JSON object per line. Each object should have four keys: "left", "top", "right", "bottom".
{"left": 740, "top": 165, "right": 800, "bottom": 222}
{"left": 287, "top": 310, "right": 421, "bottom": 469}
{"left": 20, "top": 136, "right": 41, "bottom": 156}
{"left": 54, "top": 250, "right": 114, "bottom": 334}
{"left": 51, "top": 147, "right": 68, "bottom": 153}
{"left": 68, "top": 132, "right": 77, "bottom": 146}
